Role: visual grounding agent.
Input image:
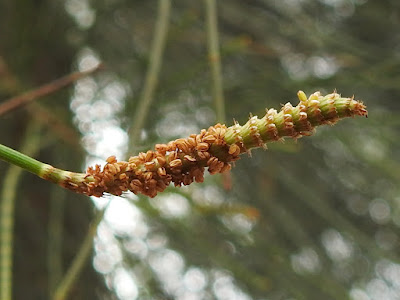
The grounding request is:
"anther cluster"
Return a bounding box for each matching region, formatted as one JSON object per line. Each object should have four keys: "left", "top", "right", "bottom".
{"left": 76, "top": 124, "right": 239, "bottom": 198}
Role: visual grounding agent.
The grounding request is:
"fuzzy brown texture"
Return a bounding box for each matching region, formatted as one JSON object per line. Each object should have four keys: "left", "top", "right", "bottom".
{"left": 75, "top": 124, "right": 238, "bottom": 198}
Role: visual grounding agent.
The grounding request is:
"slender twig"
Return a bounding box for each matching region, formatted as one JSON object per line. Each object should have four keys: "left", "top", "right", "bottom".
{"left": 128, "top": 0, "right": 171, "bottom": 151}
{"left": 0, "top": 64, "right": 103, "bottom": 116}
{"left": 47, "top": 187, "right": 66, "bottom": 298}
{"left": 279, "top": 163, "right": 400, "bottom": 264}
{"left": 204, "top": 0, "right": 225, "bottom": 124}
{"left": 204, "top": 0, "right": 229, "bottom": 188}
{"left": 0, "top": 122, "right": 41, "bottom": 300}
{"left": 0, "top": 142, "right": 90, "bottom": 186}
{"left": 52, "top": 204, "right": 109, "bottom": 300}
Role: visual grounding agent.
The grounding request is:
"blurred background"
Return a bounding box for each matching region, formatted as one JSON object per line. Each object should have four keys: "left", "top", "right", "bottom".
{"left": 1, "top": 0, "right": 400, "bottom": 299}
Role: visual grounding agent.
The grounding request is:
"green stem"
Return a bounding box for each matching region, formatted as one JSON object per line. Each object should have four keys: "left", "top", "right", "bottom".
{"left": 0, "top": 143, "right": 90, "bottom": 187}
{"left": 204, "top": 0, "right": 225, "bottom": 124}
{"left": 47, "top": 187, "right": 66, "bottom": 298}
{"left": 52, "top": 204, "right": 108, "bottom": 300}
{"left": 0, "top": 143, "right": 43, "bottom": 176}
{"left": 0, "top": 122, "right": 41, "bottom": 300}
{"left": 129, "top": 0, "right": 171, "bottom": 151}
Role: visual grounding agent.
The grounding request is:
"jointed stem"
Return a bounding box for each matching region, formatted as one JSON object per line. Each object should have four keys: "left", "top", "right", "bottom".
{"left": 0, "top": 144, "right": 43, "bottom": 176}
{"left": 0, "top": 122, "right": 41, "bottom": 300}
{"left": 204, "top": 0, "right": 226, "bottom": 124}
{"left": 0, "top": 64, "right": 103, "bottom": 116}
{"left": 129, "top": 0, "right": 171, "bottom": 151}
{"left": 52, "top": 205, "right": 108, "bottom": 300}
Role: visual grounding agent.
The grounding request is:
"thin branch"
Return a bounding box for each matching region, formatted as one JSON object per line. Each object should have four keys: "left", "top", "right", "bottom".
{"left": 128, "top": 0, "right": 171, "bottom": 151}
{"left": 204, "top": 0, "right": 225, "bottom": 124}
{"left": 0, "top": 122, "right": 41, "bottom": 300}
{"left": 0, "top": 64, "right": 103, "bottom": 116}
{"left": 52, "top": 204, "right": 109, "bottom": 300}
{"left": 204, "top": 0, "right": 231, "bottom": 189}
{"left": 47, "top": 187, "right": 66, "bottom": 298}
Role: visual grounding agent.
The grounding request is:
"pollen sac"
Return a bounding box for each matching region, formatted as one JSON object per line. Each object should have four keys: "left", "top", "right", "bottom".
{"left": 144, "top": 161, "right": 156, "bottom": 171}
{"left": 228, "top": 144, "right": 240, "bottom": 156}
{"left": 145, "top": 150, "right": 154, "bottom": 162}
{"left": 157, "top": 167, "right": 166, "bottom": 177}
{"left": 170, "top": 159, "right": 183, "bottom": 168}
{"left": 299, "top": 111, "right": 308, "bottom": 120}
{"left": 202, "top": 135, "right": 216, "bottom": 144}
{"left": 196, "top": 142, "right": 209, "bottom": 152}
{"left": 156, "top": 155, "right": 166, "bottom": 166}
{"left": 297, "top": 90, "right": 307, "bottom": 102}
{"left": 184, "top": 155, "right": 197, "bottom": 162}
{"left": 106, "top": 155, "right": 117, "bottom": 164}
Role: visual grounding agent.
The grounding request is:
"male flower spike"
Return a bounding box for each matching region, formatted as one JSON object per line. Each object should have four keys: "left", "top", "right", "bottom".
{"left": 41, "top": 91, "right": 367, "bottom": 198}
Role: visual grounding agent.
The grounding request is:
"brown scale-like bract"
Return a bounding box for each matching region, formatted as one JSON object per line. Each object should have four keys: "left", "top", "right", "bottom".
{"left": 80, "top": 124, "right": 236, "bottom": 198}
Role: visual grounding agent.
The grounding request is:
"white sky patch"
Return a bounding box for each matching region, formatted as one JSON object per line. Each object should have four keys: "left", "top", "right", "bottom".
{"left": 156, "top": 110, "right": 199, "bottom": 139}
{"left": 281, "top": 53, "right": 339, "bottom": 80}
{"left": 349, "top": 288, "right": 371, "bottom": 300}
{"left": 281, "top": 53, "right": 310, "bottom": 80}
{"left": 291, "top": 247, "right": 321, "bottom": 274}
{"left": 93, "top": 223, "right": 122, "bottom": 274}
{"left": 321, "top": 229, "right": 354, "bottom": 262}
{"left": 94, "top": 126, "right": 128, "bottom": 159}
{"left": 349, "top": 259, "right": 400, "bottom": 300}
{"left": 77, "top": 48, "right": 100, "bottom": 72}
{"left": 192, "top": 185, "right": 224, "bottom": 207}
{"left": 65, "top": 0, "right": 96, "bottom": 29}
{"left": 105, "top": 198, "right": 142, "bottom": 236}
{"left": 307, "top": 55, "right": 339, "bottom": 79}
{"left": 150, "top": 194, "right": 190, "bottom": 219}
{"left": 212, "top": 270, "right": 252, "bottom": 300}
{"left": 376, "top": 260, "right": 400, "bottom": 290}
{"left": 146, "top": 233, "right": 168, "bottom": 251}
{"left": 222, "top": 213, "right": 255, "bottom": 235}
{"left": 124, "top": 238, "right": 149, "bottom": 259}
{"left": 149, "top": 249, "right": 186, "bottom": 295}
{"left": 366, "top": 278, "right": 398, "bottom": 300}
{"left": 113, "top": 267, "right": 139, "bottom": 300}
{"left": 183, "top": 267, "right": 208, "bottom": 292}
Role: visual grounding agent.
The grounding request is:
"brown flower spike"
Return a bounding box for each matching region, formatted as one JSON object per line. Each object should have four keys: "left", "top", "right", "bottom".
{"left": 57, "top": 91, "right": 367, "bottom": 198}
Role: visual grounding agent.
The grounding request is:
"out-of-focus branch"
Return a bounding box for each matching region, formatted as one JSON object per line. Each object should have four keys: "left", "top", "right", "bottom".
{"left": 128, "top": 0, "right": 171, "bottom": 152}
{"left": 0, "top": 64, "right": 103, "bottom": 116}
{"left": 52, "top": 205, "right": 108, "bottom": 300}
{"left": 0, "top": 122, "right": 41, "bottom": 300}
{"left": 204, "top": 0, "right": 230, "bottom": 189}
{"left": 204, "top": 0, "right": 225, "bottom": 124}
{"left": 47, "top": 187, "right": 66, "bottom": 298}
